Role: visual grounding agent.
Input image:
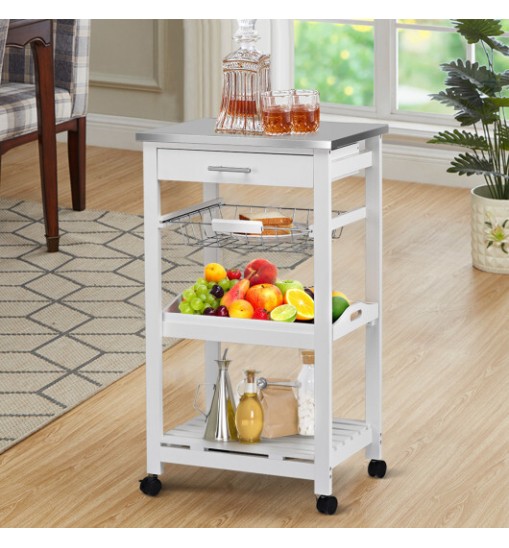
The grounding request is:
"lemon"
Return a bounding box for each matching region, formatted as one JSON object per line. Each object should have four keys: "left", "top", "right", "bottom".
{"left": 284, "top": 288, "right": 314, "bottom": 321}
{"left": 270, "top": 304, "right": 297, "bottom": 322}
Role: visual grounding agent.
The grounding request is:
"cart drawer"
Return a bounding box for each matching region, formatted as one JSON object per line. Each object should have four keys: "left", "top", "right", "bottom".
{"left": 157, "top": 149, "right": 313, "bottom": 188}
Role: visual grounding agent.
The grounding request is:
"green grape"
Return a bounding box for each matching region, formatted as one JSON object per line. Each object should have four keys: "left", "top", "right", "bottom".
{"left": 190, "top": 297, "right": 205, "bottom": 312}
{"left": 207, "top": 281, "right": 216, "bottom": 289}
{"left": 195, "top": 284, "right": 208, "bottom": 296}
{"left": 228, "top": 279, "right": 239, "bottom": 289}
{"left": 182, "top": 288, "right": 196, "bottom": 301}
{"left": 178, "top": 301, "right": 193, "bottom": 314}
{"left": 206, "top": 293, "right": 216, "bottom": 305}
{"left": 198, "top": 293, "right": 208, "bottom": 302}
{"left": 195, "top": 277, "right": 206, "bottom": 287}
{"left": 218, "top": 278, "right": 230, "bottom": 290}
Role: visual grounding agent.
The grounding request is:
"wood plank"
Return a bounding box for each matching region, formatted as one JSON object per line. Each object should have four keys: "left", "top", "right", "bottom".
{"left": 0, "top": 142, "right": 508, "bottom": 527}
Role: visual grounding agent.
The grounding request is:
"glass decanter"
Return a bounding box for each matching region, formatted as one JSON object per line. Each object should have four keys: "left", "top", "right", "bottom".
{"left": 215, "top": 19, "right": 271, "bottom": 135}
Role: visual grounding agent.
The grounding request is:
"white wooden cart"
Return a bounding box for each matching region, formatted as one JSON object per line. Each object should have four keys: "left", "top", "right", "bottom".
{"left": 137, "top": 118, "right": 388, "bottom": 514}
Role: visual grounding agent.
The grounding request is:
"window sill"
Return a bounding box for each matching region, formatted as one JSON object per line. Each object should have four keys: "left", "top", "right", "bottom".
{"left": 321, "top": 112, "right": 454, "bottom": 142}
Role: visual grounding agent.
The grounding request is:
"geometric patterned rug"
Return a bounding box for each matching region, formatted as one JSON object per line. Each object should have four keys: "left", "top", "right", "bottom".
{"left": 0, "top": 198, "right": 314, "bottom": 454}
{"left": 0, "top": 199, "right": 162, "bottom": 454}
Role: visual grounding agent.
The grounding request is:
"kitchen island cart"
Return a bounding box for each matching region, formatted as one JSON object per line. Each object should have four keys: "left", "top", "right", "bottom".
{"left": 137, "top": 118, "right": 388, "bottom": 515}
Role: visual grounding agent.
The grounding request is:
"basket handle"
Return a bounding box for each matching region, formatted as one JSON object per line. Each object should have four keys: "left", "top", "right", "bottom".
{"left": 211, "top": 219, "right": 263, "bottom": 234}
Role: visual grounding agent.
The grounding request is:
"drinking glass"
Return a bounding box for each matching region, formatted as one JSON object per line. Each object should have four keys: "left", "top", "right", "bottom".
{"left": 261, "top": 90, "right": 292, "bottom": 135}
{"left": 291, "top": 89, "right": 320, "bottom": 134}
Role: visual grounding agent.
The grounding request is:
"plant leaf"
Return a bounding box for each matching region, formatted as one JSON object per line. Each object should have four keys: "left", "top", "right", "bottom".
{"left": 429, "top": 90, "right": 483, "bottom": 124}
{"left": 448, "top": 152, "right": 493, "bottom": 176}
{"left": 452, "top": 19, "right": 504, "bottom": 43}
{"left": 448, "top": 152, "right": 509, "bottom": 180}
{"left": 428, "top": 130, "right": 489, "bottom": 150}
{"left": 442, "top": 59, "right": 501, "bottom": 96}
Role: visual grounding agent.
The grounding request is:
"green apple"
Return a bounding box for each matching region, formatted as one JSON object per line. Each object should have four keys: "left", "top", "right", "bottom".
{"left": 275, "top": 279, "right": 304, "bottom": 296}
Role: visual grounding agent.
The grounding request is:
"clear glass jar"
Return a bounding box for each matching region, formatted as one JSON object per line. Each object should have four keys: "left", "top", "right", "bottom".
{"left": 215, "top": 19, "right": 271, "bottom": 135}
{"left": 297, "top": 349, "right": 315, "bottom": 436}
{"left": 235, "top": 369, "right": 264, "bottom": 443}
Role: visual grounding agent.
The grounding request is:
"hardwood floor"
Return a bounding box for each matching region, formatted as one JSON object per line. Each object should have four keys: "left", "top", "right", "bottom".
{"left": 1, "top": 142, "right": 508, "bottom": 528}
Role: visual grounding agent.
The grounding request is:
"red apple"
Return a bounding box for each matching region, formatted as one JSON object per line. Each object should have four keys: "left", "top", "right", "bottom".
{"left": 227, "top": 268, "right": 242, "bottom": 280}
{"left": 252, "top": 308, "right": 269, "bottom": 320}
{"left": 245, "top": 283, "right": 283, "bottom": 312}
{"left": 244, "top": 258, "right": 278, "bottom": 285}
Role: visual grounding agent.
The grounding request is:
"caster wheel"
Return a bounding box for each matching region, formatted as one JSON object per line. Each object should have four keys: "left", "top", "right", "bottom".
{"left": 368, "top": 459, "right": 387, "bottom": 478}
{"left": 139, "top": 475, "right": 162, "bottom": 496}
{"left": 316, "top": 495, "right": 338, "bottom": 515}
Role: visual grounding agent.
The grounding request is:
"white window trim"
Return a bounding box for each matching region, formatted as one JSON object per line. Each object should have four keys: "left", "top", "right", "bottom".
{"left": 270, "top": 19, "right": 465, "bottom": 135}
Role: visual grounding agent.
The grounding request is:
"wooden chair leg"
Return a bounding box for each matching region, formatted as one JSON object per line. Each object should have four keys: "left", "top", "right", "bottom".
{"left": 32, "top": 39, "right": 59, "bottom": 252}
{"left": 68, "top": 116, "right": 86, "bottom": 211}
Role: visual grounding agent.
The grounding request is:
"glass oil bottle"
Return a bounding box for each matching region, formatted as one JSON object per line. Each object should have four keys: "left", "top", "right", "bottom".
{"left": 235, "top": 369, "right": 264, "bottom": 443}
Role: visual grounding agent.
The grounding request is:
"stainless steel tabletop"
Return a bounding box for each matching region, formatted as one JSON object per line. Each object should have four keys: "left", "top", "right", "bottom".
{"left": 136, "top": 118, "right": 388, "bottom": 151}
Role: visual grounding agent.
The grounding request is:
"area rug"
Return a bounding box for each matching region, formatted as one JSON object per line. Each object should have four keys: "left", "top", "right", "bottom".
{"left": 0, "top": 199, "right": 179, "bottom": 454}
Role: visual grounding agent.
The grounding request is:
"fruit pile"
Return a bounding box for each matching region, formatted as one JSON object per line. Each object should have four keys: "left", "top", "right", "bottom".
{"left": 178, "top": 258, "right": 352, "bottom": 323}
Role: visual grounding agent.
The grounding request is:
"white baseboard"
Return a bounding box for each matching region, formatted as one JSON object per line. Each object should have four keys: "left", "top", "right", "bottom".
{"left": 382, "top": 142, "right": 482, "bottom": 189}
{"left": 84, "top": 113, "right": 482, "bottom": 189}
{"left": 85, "top": 113, "right": 173, "bottom": 151}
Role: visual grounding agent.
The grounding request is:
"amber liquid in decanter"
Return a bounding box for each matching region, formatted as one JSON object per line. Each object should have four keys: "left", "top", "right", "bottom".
{"left": 215, "top": 19, "right": 270, "bottom": 135}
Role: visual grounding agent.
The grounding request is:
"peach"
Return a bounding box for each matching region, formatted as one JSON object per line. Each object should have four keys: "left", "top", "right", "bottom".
{"left": 244, "top": 258, "right": 278, "bottom": 285}
{"left": 245, "top": 283, "right": 283, "bottom": 312}
{"left": 220, "top": 278, "right": 250, "bottom": 308}
{"left": 227, "top": 299, "right": 254, "bottom": 319}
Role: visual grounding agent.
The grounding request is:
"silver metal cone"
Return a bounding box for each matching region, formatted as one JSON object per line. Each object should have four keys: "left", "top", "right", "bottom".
{"left": 203, "top": 359, "right": 238, "bottom": 442}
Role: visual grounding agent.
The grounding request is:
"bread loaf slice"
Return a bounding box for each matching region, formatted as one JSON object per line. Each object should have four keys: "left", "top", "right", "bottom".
{"left": 239, "top": 210, "right": 293, "bottom": 236}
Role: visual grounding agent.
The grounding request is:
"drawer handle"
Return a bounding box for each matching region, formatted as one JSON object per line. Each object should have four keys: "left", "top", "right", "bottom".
{"left": 207, "top": 165, "right": 252, "bottom": 174}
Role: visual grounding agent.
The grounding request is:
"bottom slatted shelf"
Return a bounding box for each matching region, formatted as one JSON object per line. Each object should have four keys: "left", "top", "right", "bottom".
{"left": 159, "top": 416, "right": 373, "bottom": 480}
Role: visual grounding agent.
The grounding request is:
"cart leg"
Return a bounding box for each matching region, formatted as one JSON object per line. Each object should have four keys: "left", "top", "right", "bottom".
{"left": 143, "top": 143, "right": 164, "bottom": 477}
{"left": 312, "top": 149, "right": 336, "bottom": 512}
{"left": 202, "top": 181, "right": 222, "bottom": 405}
{"left": 365, "top": 135, "right": 383, "bottom": 462}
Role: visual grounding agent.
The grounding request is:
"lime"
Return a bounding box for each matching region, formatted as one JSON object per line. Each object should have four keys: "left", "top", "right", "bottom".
{"left": 270, "top": 304, "right": 297, "bottom": 322}
{"left": 332, "top": 295, "right": 350, "bottom": 322}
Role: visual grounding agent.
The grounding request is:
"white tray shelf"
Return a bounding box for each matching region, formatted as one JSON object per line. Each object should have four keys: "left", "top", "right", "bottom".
{"left": 163, "top": 299, "right": 378, "bottom": 347}
{"left": 159, "top": 416, "right": 373, "bottom": 481}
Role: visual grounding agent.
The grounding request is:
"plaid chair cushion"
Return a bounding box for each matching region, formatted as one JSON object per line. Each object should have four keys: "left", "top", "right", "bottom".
{"left": 0, "top": 19, "right": 90, "bottom": 120}
{"left": 0, "top": 83, "right": 72, "bottom": 140}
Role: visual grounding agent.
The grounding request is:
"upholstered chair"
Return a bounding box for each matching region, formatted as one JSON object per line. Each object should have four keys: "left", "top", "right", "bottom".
{"left": 0, "top": 19, "right": 90, "bottom": 251}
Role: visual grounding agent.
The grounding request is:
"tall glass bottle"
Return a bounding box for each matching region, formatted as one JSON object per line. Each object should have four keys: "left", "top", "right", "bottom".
{"left": 215, "top": 19, "right": 271, "bottom": 135}
{"left": 297, "top": 350, "right": 315, "bottom": 436}
{"left": 235, "top": 369, "right": 264, "bottom": 443}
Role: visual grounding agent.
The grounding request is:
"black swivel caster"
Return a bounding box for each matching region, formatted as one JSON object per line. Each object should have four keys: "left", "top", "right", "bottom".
{"left": 368, "top": 459, "right": 387, "bottom": 478}
{"left": 139, "top": 474, "right": 162, "bottom": 496}
{"left": 316, "top": 495, "right": 338, "bottom": 515}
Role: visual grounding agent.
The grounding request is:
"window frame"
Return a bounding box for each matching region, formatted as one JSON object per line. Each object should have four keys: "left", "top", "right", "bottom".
{"left": 271, "top": 19, "right": 478, "bottom": 129}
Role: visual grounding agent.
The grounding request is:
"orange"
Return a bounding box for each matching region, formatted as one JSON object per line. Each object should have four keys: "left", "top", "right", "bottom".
{"left": 204, "top": 262, "right": 227, "bottom": 283}
{"left": 284, "top": 288, "right": 314, "bottom": 321}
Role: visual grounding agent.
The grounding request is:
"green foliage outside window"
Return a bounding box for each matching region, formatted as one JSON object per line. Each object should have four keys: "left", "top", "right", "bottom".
{"left": 294, "top": 21, "right": 374, "bottom": 107}
{"left": 294, "top": 19, "right": 509, "bottom": 115}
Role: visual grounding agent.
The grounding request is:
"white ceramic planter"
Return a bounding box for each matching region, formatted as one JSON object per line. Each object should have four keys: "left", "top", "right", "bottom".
{"left": 471, "top": 185, "right": 509, "bottom": 274}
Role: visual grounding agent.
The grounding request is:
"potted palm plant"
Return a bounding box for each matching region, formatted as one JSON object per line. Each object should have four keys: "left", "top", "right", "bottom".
{"left": 429, "top": 19, "right": 509, "bottom": 273}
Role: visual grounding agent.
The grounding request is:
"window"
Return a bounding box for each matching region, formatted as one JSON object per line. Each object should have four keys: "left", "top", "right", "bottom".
{"left": 289, "top": 19, "right": 509, "bottom": 125}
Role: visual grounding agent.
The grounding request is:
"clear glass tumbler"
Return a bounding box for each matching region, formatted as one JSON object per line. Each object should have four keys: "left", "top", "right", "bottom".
{"left": 291, "top": 89, "right": 320, "bottom": 134}
{"left": 261, "top": 90, "right": 292, "bottom": 135}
